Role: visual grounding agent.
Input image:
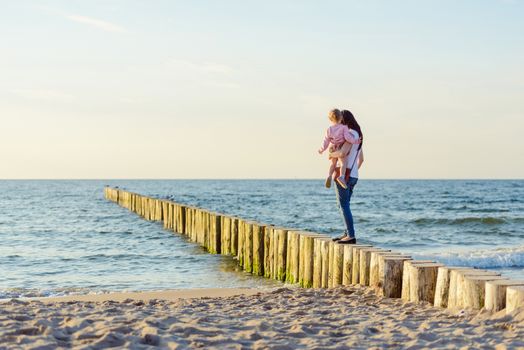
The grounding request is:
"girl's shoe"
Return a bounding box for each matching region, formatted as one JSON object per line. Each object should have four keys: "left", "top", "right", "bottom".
{"left": 336, "top": 176, "right": 348, "bottom": 189}
{"left": 325, "top": 177, "right": 332, "bottom": 188}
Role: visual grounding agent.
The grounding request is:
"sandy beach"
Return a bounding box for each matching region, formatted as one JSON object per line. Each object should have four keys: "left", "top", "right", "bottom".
{"left": 1, "top": 287, "right": 522, "bottom": 349}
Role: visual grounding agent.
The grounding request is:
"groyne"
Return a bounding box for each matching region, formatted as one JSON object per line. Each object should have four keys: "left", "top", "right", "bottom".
{"left": 104, "top": 187, "right": 524, "bottom": 314}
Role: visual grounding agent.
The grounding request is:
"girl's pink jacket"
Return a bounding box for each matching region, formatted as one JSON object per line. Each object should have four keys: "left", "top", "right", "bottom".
{"left": 319, "top": 124, "right": 359, "bottom": 153}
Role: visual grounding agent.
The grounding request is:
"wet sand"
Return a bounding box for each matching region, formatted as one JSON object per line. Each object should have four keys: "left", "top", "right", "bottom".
{"left": 1, "top": 286, "right": 523, "bottom": 349}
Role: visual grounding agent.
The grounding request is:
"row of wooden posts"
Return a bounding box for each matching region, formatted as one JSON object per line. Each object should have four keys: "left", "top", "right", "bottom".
{"left": 104, "top": 187, "right": 524, "bottom": 314}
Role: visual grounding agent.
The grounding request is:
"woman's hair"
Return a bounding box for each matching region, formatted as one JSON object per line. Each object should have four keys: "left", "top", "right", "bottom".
{"left": 328, "top": 109, "right": 342, "bottom": 123}
{"left": 341, "top": 109, "right": 363, "bottom": 149}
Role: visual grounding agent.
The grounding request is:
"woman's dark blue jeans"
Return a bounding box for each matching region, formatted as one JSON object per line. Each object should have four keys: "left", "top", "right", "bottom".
{"left": 335, "top": 177, "right": 358, "bottom": 238}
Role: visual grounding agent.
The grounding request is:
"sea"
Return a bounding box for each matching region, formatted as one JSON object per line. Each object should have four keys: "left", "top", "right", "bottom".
{"left": 0, "top": 180, "right": 522, "bottom": 299}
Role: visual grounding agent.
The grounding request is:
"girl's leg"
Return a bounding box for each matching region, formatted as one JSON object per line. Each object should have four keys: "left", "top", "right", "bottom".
{"left": 335, "top": 155, "right": 348, "bottom": 189}
{"left": 330, "top": 142, "right": 351, "bottom": 158}
{"left": 328, "top": 158, "right": 337, "bottom": 177}
{"left": 325, "top": 158, "right": 337, "bottom": 188}
{"left": 339, "top": 156, "right": 348, "bottom": 179}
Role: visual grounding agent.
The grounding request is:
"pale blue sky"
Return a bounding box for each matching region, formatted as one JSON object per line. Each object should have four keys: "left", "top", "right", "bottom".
{"left": 1, "top": 0, "right": 523, "bottom": 178}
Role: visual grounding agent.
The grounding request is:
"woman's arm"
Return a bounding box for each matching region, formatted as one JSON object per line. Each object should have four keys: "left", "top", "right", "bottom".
{"left": 343, "top": 126, "right": 361, "bottom": 145}
{"left": 358, "top": 150, "right": 364, "bottom": 169}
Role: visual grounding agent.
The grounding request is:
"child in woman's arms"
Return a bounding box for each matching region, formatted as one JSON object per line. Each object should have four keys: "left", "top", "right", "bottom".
{"left": 318, "top": 109, "right": 361, "bottom": 189}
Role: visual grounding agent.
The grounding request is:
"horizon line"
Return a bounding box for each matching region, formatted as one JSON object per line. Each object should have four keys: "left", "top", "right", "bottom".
{"left": 1, "top": 178, "right": 523, "bottom": 181}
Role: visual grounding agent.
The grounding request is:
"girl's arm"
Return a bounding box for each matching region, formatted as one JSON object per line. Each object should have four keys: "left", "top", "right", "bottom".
{"left": 343, "top": 126, "right": 361, "bottom": 145}
{"left": 358, "top": 150, "right": 364, "bottom": 169}
{"left": 318, "top": 130, "right": 331, "bottom": 154}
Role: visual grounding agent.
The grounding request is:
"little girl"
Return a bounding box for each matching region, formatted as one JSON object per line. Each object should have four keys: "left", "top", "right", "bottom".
{"left": 318, "top": 109, "right": 361, "bottom": 189}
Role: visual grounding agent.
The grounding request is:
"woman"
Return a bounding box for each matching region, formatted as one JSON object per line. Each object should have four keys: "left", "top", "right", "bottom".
{"left": 330, "top": 109, "right": 364, "bottom": 244}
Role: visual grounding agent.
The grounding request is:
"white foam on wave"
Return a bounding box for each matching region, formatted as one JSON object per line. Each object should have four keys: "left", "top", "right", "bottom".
{"left": 414, "top": 245, "right": 524, "bottom": 269}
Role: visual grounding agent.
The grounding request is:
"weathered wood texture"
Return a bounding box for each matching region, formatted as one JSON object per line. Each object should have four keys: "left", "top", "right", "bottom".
{"left": 313, "top": 238, "right": 330, "bottom": 288}
{"left": 434, "top": 267, "right": 471, "bottom": 308}
{"left": 506, "top": 286, "right": 524, "bottom": 314}
{"left": 351, "top": 245, "right": 373, "bottom": 285}
{"left": 485, "top": 280, "right": 524, "bottom": 312}
{"left": 448, "top": 270, "right": 500, "bottom": 309}
{"left": 274, "top": 229, "right": 288, "bottom": 281}
{"left": 369, "top": 251, "right": 400, "bottom": 289}
{"left": 230, "top": 218, "right": 239, "bottom": 256}
{"left": 462, "top": 275, "right": 505, "bottom": 310}
{"left": 299, "top": 233, "right": 319, "bottom": 288}
{"left": 264, "top": 226, "right": 274, "bottom": 279}
{"left": 359, "top": 248, "right": 387, "bottom": 286}
{"left": 252, "top": 223, "right": 265, "bottom": 276}
{"left": 243, "top": 222, "right": 254, "bottom": 273}
{"left": 381, "top": 256, "right": 412, "bottom": 298}
{"left": 331, "top": 243, "right": 345, "bottom": 287}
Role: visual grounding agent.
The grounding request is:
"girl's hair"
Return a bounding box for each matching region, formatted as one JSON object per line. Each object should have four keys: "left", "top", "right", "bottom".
{"left": 328, "top": 109, "right": 342, "bottom": 123}
{"left": 341, "top": 109, "right": 363, "bottom": 149}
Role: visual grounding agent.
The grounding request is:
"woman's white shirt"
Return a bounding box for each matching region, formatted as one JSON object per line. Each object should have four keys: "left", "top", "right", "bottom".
{"left": 338, "top": 129, "right": 360, "bottom": 179}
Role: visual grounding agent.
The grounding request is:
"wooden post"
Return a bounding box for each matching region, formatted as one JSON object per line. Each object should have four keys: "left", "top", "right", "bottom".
{"left": 331, "top": 242, "right": 345, "bottom": 288}
{"left": 162, "top": 201, "right": 169, "bottom": 229}
{"left": 285, "top": 230, "right": 300, "bottom": 284}
{"left": 230, "top": 217, "right": 239, "bottom": 256}
{"left": 370, "top": 251, "right": 402, "bottom": 289}
{"left": 204, "top": 211, "right": 211, "bottom": 248}
{"left": 448, "top": 269, "right": 500, "bottom": 309}
{"left": 359, "top": 248, "right": 386, "bottom": 286}
{"left": 320, "top": 239, "right": 330, "bottom": 288}
{"left": 264, "top": 226, "right": 273, "bottom": 279}
{"left": 313, "top": 237, "right": 330, "bottom": 288}
{"left": 401, "top": 260, "right": 435, "bottom": 301}
{"left": 192, "top": 207, "right": 198, "bottom": 241}
{"left": 174, "top": 204, "right": 182, "bottom": 233}
{"left": 434, "top": 267, "right": 471, "bottom": 308}
{"left": 252, "top": 222, "right": 265, "bottom": 276}
{"left": 270, "top": 228, "right": 280, "bottom": 280}
{"left": 185, "top": 208, "right": 192, "bottom": 239}
{"left": 267, "top": 227, "right": 277, "bottom": 279}
{"left": 208, "top": 213, "right": 221, "bottom": 254}
{"left": 168, "top": 203, "right": 175, "bottom": 230}
{"left": 462, "top": 275, "right": 506, "bottom": 310}
{"left": 382, "top": 257, "right": 412, "bottom": 298}
{"left": 485, "top": 280, "right": 524, "bottom": 312}
{"left": 342, "top": 245, "right": 354, "bottom": 286}
{"left": 192, "top": 208, "right": 199, "bottom": 241}
{"left": 178, "top": 205, "right": 186, "bottom": 235}
{"left": 327, "top": 241, "right": 335, "bottom": 288}
{"left": 298, "top": 233, "right": 319, "bottom": 288}
{"left": 351, "top": 245, "right": 373, "bottom": 285}
{"left": 506, "top": 286, "right": 524, "bottom": 314}
{"left": 408, "top": 263, "right": 444, "bottom": 303}
{"left": 197, "top": 210, "right": 206, "bottom": 246}
{"left": 221, "top": 216, "right": 231, "bottom": 255}
{"left": 243, "top": 221, "right": 254, "bottom": 273}
{"left": 275, "top": 228, "right": 288, "bottom": 281}
{"left": 237, "top": 219, "right": 245, "bottom": 266}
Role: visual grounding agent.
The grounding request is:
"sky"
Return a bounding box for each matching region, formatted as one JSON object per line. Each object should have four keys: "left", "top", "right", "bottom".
{"left": 1, "top": 0, "right": 523, "bottom": 179}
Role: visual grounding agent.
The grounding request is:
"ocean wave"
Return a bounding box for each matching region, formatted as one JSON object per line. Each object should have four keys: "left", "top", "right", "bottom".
{"left": 0, "top": 287, "right": 94, "bottom": 300}
{"left": 415, "top": 246, "right": 524, "bottom": 269}
{"left": 412, "top": 217, "right": 519, "bottom": 226}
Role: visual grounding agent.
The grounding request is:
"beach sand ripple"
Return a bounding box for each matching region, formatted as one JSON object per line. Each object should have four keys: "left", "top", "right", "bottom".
{"left": 1, "top": 286, "right": 523, "bottom": 349}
